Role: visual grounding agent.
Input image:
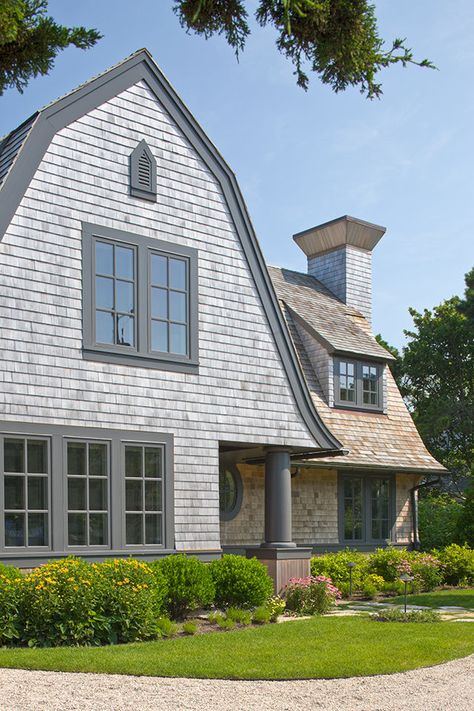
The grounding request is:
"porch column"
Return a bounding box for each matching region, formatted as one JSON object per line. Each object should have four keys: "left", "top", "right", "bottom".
{"left": 262, "top": 448, "right": 296, "bottom": 548}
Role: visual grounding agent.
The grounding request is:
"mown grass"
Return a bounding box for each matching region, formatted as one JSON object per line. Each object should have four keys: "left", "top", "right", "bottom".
{"left": 389, "top": 589, "right": 474, "bottom": 609}
{"left": 0, "top": 617, "right": 472, "bottom": 680}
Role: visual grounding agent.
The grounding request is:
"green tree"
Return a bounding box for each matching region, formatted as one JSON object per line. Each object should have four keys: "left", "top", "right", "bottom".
{"left": 0, "top": 0, "right": 101, "bottom": 95}
{"left": 174, "top": 0, "right": 435, "bottom": 98}
{"left": 374, "top": 333, "right": 404, "bottom": 389}
{"left": 402, "top": 269, "right": 474, "bottom": 494}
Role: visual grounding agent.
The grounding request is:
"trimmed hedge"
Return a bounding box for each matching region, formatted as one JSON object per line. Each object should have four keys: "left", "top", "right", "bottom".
{"left": 151, "top": 555, "right": 215, "bottom": 619}
{"left": 210, "top": 555, "right": 273, "bottom": 609}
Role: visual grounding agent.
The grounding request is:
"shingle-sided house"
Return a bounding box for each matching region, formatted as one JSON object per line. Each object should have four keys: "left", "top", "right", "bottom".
{"left": 0, "top": 50, "right": 444, "bottom": 588}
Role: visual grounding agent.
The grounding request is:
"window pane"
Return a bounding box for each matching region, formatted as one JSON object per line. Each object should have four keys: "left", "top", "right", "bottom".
{"left": 28, "top": 477, "right": 47, "bottom": 510}
{"left": 125, "top": 446, "right": 142, "bottom": 477}
{"left": 96, "top": 241, "right": 113, "bottom": 275}
{"left": 151, "top": 254, "right": 167, "bottom": 286}
{"left": 4, "top": 476, "right": 24, "bottom": 509}
{"left": 116, "top": 280, "right": 134, "bottom": 313}
{"left": 96, "top": 276, "right": 114, "bottom": 309}
{"left": 68, "top": 478, "right": 86, "bottom": 510}
{"left": 27, "top": 440, "right": 47, "bottom": 474}
{"left": 5, "top": 513, "right": 25, "bottom": 546}
{"left": 145, "top": 448, "right": 162, "bottom": 478}
{"left": 4, "top": 439, "right": 24, "bottom": 473}
{"left": 145, "top": 480, "right": 162, "bottom": 511}
{"left": 145, "top": 514, "right": 162, "bottom": 545}
{"left": 151, "top": 287, "right": 168, "bottom": 319}
{"left": 89, "top": 478, "right": 107, "bottom": 511}
{"left": 96, "top": 311, "right": 115, "bottom": 344}
{"left": 89, "top": 443, "right": 107, "bottom": 477}
{"left": 68, "top": 513, "right": 87, "bottom": 546}
{"left": 89, "top": 514, "right": 108, "bottom": 546}
{"left": 169, "top": 259, "right": 186, "bottom": 290}
{"left": 169, "top": 323, "right": 187, "bottom": 355}
{"left": 126, "top": 480, "right": 142, "bottom": 511}
{"left": 117, "top": 315, "right": 134, "bottom": 346}
{"left": 68, "top": 443, "right": 86, "bottom": 476}
{"left": 28, "top": 513, "right": 48, "bottom": 546}
{"left": 126, "top": 514, "right": 143, "bottom": 545}
{"left": 343, "top": 478, "right": 363, "bottom": 540}
{"left": 169, "top": 291, "right": 186, "bottom": 323}
{"left": 115, "top": 246, "right": 134, "bottom": 280}
{"left": 151, "top": 320, "right": 168, "bottom": 352}
{"left": 371, "top": 478, "right": 390, "bottom": 540}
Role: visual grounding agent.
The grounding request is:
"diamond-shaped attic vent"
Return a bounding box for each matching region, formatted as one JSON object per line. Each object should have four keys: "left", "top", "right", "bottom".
{"left": 130, "top": 139, "right": 157, "bottom": 201}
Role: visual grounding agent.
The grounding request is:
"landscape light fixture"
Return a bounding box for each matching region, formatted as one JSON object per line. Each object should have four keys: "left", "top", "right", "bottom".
{"left": 399, "top": 573, "right": 413, "bottom": 613}
{"left": 346, "top": 561, "right": 357, "bottom": 598}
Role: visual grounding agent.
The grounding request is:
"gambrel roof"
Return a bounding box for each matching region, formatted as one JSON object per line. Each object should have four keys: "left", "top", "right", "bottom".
{"left": 0, "top": 48, "right": 341, "bottom": 454}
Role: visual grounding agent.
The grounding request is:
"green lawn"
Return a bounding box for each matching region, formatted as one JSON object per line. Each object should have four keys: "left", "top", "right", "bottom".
{"left": 389, "top": 589, "right": 474, "bottom": 609}
{"left": 0, "top": 617, "right": 472, "bottom": 680}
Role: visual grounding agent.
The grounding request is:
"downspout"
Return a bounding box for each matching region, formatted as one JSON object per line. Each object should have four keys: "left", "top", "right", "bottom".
{"left": 410, "top": 478, "right": 442, "bottom": 550}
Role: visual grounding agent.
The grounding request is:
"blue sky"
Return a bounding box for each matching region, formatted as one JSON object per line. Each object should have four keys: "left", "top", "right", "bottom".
{"left": 2, "top": 1, "right": 473, "bottom": 349}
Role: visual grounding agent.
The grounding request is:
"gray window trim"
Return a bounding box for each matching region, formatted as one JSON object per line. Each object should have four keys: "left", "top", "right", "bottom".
{"left": 129, "top": 139, "right": 157, "bottom": 201}
{"left": 219, "top": 463, "right": 243, "bottom": 522}
{"left": 123, "top": 442, "right": 165, "bottom": 547}
{"left": 0, "top": 435, "right": 51, "bottom": 552}
{"left": 338, "top": 471, "right": 396, "bottom": 545}
{"left": 82, "top": 222, "right": 199, "bottom": 372}
{"left": 0, "top": 422, "right": 174, "bottom": 560}
{"left": 334, "top": 358, "right": 383, "bottom": 412}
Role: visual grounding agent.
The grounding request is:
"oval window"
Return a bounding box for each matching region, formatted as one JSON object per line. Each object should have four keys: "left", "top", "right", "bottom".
{"left": 219, "top": 465, "right": 242, "bottom": 520}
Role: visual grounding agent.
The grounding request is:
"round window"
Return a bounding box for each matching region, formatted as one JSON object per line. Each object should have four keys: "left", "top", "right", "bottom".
{"left": 219, "top": 465, "right": 242, "bottom": 520}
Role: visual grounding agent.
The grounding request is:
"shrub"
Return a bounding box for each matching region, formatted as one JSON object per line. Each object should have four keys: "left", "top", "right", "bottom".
{"left": 19, "top": 557, "right": 103, "bottom": 647}
{"left": 266, "top": 595, "right": 286, "bottom": 621}
{"left": 367, "top": 547, "right": 408, "bottom": 582}
{"left": 436, "top": 544, "right": 474, "bottom": 586}
{"left": 152, "top": 555, "right": 215, "bottom": 619}
{"left": 95, "top": 559, "right": 166, "bottom": 643}
{"left": 418, "top": 493, "right": 462, "bottom": 550}
{"left": 209, "top": 555, "right": 273, "bottom": 609}
{"left": 284, "top": 575, "right": 341, "bottom": 616}
{"left": 362, "top": 574, "right": 385, "bottom": 599}
{"left": 156, "top": 616, "right": 178, "bottom": 638}
{"left": 311, "top": 550, "right": 368, "bottom": 595}
{"left": 0, "top": 564, "right": 23, "bottom": 645}
{"left": 455, "top": 487, "right": 474, "bottom": 547}
{"left": 252, "top": 606, "right": 271, "bottom": 624}
{"left": 225, "top": 607, "right": 252, "bottom": 625}
{"left": 182, "top": 621, "right": 197, "bottom": 635}
{"left": 409, "top": 554, "right": 443, "bottom": 592}
{"left": 371, "top": 608, "right": 441, "bottom": 623}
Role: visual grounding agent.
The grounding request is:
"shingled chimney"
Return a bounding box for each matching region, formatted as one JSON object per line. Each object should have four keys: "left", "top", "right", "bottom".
{"left": 293, "top": 215, "right": 386, "bottom": 324}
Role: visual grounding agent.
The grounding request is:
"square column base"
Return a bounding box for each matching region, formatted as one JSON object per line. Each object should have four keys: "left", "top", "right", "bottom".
{"left": 246, "top": 546, "right": 312, "bottom": 594}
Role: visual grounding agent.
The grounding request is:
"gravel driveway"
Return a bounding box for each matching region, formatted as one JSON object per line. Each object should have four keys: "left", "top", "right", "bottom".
{"left": 0, "top": 655, "right": 473, "bottom": 711}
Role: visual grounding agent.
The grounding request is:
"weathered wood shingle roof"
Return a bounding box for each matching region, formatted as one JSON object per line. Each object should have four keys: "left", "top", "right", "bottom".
{"left": 268, "top": 266, "right": 445, "bottom": 473}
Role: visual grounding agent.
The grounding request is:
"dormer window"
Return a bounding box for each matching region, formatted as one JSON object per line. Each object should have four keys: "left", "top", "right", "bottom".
{"left": 334, "top": 358, "right": 382, "bottom": 411}
{"left": 129, "top": 140, "right": 157, "bottom": 201}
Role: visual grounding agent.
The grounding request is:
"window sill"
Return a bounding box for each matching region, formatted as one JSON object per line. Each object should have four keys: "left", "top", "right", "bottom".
{"left": 333, "top": 404, "right": 385, "bottom": 415}
{"left": 82, "top": 348, "right": 199, "bottom": 373}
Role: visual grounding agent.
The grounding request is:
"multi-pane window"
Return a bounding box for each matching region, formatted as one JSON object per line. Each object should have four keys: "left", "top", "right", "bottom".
{"left": 95, "top": 239, "right": 136, "bottom": 348}
{"left": 339, "top": 361, "right": 355, "bottom": 403}
{"left": 343, "top": 476, "right": 362, "bottom": 540}
{"left": 3, "top": 437, "right": 49, "bottom": 548}
{"left": 335, "top": 359, "right": 382, "bottom": 410}
{"left": 67, "top": 441, "right": 109, "bottom": 547}
{"left": 150, "top": 253, "right": 189, "bottom": 356}
{"left": 340, "top": 474, "right": 392, "bottom": 543}
{"left": 84, "top": 225, "right": 198, "bottom": 370}
{"left": 125, "top": 444, "right": 163, "bottom": 546}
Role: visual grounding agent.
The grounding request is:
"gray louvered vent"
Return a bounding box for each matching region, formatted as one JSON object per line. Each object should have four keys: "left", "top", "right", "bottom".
{"left": 137, "top": 150, "right": 152, "bottom": 189}
{"left": 130, "top": 139, "right": 157, "bottom": 201}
